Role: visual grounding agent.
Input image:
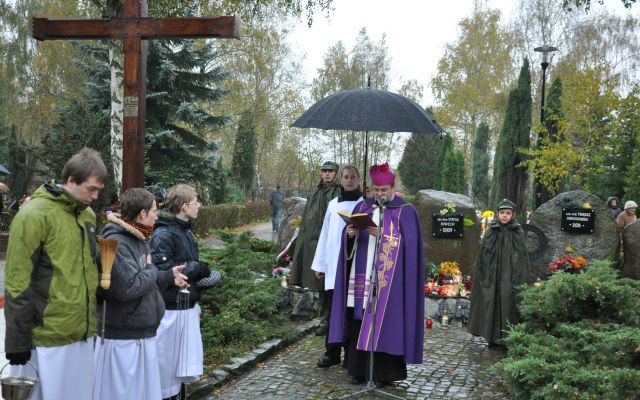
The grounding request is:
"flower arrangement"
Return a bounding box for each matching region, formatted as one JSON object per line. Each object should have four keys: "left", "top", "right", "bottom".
{"left": 481, "top": 210, "right": 495, "bottom": 219}
{"left": 439, "top": 202, "right": 457, "bottom": 215}
{"left": 290, "top": 216, "right": 302, "bottom": 228}
{"left": 424, "top": 261, "right": 471, "bottom": 298}
{"left": 438, "top": 260, "right": 461, "bottom": 278}
{"left": 548, "top": 247, "right": 588, "bottom": 274}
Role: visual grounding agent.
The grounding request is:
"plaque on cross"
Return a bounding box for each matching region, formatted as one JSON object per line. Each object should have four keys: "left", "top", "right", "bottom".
{"left": 33, "top": 0, "right": 239, "bottom": 190}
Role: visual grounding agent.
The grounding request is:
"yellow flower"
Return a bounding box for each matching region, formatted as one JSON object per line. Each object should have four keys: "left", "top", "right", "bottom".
{"left": 566, "top": 246, "right": 574, "bottom": 253}
{"left": 438, "top": 261, "right": 461, "bottom": 277}
{"left": 290, "top": 216, "right": 302, "bottom": 228}
{"left": 581, "top": 202, "right": 591, "bottom": 209}
{"left": 481, "top": 210, "right": 495, "bottom": 219}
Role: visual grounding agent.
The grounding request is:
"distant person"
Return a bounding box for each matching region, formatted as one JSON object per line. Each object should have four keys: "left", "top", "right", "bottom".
{"left": 607, "top": 196, "right": 622, "bottom": 218}
{"left": 329, "top": 163, "right": 425, "bottom": 386}
{"left": 150, "top": 184, "right": 221, "bottom": 400}
{"left": 312, "top": 165, "right": 363, "bottom": 369}
{"left": 4, "top": 148, "right": 107, "bottom": 400}
{"left": 290, "top": 161, "right": 342, "bottom": 336}
{"left": 617, "top": 200, "right": 637, "bottom": 230}
{"left": 94, "top": 188, "right": 188, "bottom": 400}
{"left": 269, "top": 185, "right": 285, "bottom": 232}
{"left": 468, "top": 199, "right": 530, "bottom": 346}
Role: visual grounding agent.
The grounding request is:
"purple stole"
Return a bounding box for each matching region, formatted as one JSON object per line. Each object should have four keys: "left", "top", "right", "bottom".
{"left": 354, "top": 202, "right": 403, "bottom": 352}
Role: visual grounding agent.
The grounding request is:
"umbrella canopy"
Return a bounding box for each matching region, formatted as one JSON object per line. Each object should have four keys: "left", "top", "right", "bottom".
{"left": 0, "top": 164, "right": 10, "bottom": 175}
{"left": 291, "top": 88, "right": 443, "bottom": 134}
{"left": 0, "top": 182, "right": 9, "bottom": 193}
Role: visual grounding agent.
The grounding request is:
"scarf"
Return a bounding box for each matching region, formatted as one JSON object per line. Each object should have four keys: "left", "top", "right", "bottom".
{"left": 128, "top": 221, "right": 154, "bottom": 240}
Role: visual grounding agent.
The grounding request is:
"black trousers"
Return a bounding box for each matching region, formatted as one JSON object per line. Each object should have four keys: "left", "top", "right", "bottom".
{"left": 323, "top": 289, "right": 346, "bottom": 360}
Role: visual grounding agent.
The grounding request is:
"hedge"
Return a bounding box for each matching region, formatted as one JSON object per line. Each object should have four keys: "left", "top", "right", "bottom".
{"left": 194, "top": 200, "right": 271, "bottom": 236}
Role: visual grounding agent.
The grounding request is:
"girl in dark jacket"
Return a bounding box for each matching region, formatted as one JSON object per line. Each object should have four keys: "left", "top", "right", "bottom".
{"left": 94, "top": 188, "right": 188, "bottom": 400}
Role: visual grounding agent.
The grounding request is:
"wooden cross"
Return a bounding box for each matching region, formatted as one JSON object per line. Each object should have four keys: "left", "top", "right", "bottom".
{"left": 32, "top": 0, "right": 239, "bottom": 190}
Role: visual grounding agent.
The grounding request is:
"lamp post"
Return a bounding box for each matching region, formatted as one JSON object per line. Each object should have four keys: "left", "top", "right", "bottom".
{"left": 533, "top": 45, "right": 558, "bottom": 124}
{"left": 533, "top": 45, "right": 558, "bottom": 208}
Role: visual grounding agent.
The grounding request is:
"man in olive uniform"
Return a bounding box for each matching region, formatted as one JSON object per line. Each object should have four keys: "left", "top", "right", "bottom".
{"left": 290, "top": 161, "right": 342, "bottom": 335}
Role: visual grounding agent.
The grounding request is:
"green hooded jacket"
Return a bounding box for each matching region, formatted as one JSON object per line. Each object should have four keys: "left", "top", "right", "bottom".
{"left": 290, "top": 179, "right": 341, "bottom": 290}
{"left": 468, "top": 219, "right": 530, "bottom": 345}
{"left": 4, "top": 182, "right": 99, "bottom": 352}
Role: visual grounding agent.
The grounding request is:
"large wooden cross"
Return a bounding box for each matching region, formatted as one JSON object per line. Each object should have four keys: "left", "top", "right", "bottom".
{"left": 33, "top": 0, "right": 239, "bottom": 190}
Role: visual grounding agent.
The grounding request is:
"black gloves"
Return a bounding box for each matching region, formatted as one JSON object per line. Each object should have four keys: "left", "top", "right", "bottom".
{"left": 6, "top": 351, "right": 31, "bottom": 365}
{"left": 197, "top": 262, "right": 211, "bottom": 279}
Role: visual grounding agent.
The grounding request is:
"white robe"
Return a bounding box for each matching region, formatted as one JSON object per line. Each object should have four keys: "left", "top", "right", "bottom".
{"left": 156, "top": 305, "right": 203, "bottom": 399}
{"left": 93, "top": 337, "right": 162, "bottom": 400}
{"left": 10, "top": 339, "right": 94, "bottom": 400}
{"left": 311, "top": 196, "right": 362, "bottom": 290}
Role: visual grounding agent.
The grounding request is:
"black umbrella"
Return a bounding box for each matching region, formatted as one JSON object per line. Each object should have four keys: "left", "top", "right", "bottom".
{"left": 291, "top": 88, "right": 443, "bottom": 185}
{"left": 0, "top": 164, "right": 10, "bottom": 175}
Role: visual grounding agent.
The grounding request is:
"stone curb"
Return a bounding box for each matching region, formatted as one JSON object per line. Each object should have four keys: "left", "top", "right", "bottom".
{"left": 188, "top": 318, "right": 321, "bottom": 399}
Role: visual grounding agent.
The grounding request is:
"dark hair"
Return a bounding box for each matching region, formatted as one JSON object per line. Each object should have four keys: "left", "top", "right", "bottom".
{"left": 120, "top": 188, "right": 155, "bottom": 221}
{"left": 167, "top": 184, "right": 197, "bottom": 214}
{"left": 341, "top": 164, "right": 360, "bottom": 178}
{"left": 61, "top": 147, "right": 108, "bottom": 184}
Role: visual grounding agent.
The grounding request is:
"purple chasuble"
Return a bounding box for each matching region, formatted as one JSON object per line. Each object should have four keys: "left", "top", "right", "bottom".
{"left": 328, "top": 196, "right": 425, "bottom": 364}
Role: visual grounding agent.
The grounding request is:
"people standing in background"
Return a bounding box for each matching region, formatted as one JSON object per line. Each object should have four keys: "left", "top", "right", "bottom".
{"left": 607, "top": 196, "right": 622, "bottom": 218}
{"left": 270, "top": 185, "right": 285, "bottom": 232}
{"left": 312, "top": 165, "right": 363, "bottom": 369}
{"left": 616, "top": 200, "right": 637, "bottom": 230}
{"left": 290, "top": 161, "right": 342, "bottom": 336}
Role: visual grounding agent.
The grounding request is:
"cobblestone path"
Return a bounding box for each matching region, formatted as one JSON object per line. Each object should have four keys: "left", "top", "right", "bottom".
{"left": 204, "top": 326, "right": 508, "bottom": 400}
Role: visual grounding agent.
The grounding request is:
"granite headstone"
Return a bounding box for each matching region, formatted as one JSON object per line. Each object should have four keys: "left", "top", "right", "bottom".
{"left": 529, "top": 190, "right": 618, "bottom": 278}
{"left": 621, "top": 219, "right": 640, "bottom": 279}
{"left": 414, "top": 190, "right": 481, "bottom": 276}
{"left": 277, "top": 197, "right": 306, "bottom": 249}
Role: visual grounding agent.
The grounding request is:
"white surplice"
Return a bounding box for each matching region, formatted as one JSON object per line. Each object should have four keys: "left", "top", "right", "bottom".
{"left": 311, "top": 196, "right": 362, "bottom": 290}
{"left": 10, "top": 339, "right": 94, "bottom": 400}
{"left": 93, "top": 337, "right": 162, "bottom": 400}
{"left": 156, "top": 305, "right": 203, "bottom": 399}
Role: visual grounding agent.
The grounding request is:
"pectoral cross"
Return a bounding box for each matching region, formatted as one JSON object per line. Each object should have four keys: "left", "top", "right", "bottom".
{"left": 33, "top": 0, "right": 239, "bottom": 190}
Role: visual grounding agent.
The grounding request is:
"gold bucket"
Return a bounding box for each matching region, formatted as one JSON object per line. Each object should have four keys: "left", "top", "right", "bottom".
{"left": 0, "top": 361, "right": 39, "bottom": 400}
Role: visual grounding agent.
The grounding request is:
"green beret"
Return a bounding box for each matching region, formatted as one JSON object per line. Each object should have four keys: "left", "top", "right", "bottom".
{"left": 497, "top": 198, "right": 516, "bottom": 211}
{"left": 320, "top": 161, "right": 339, "bottom": 171}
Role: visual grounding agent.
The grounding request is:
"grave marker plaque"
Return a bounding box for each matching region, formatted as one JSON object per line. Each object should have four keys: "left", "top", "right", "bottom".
{"left": 561, "top": 208, "right": 595, "bottom": 234}
{"left": 432, "top": 214, "right": 463, "bottom": 238}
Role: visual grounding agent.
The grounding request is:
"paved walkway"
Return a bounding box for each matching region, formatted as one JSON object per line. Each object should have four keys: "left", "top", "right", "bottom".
{"left": 204, "top": 327, "right": 507, "bottom": 400}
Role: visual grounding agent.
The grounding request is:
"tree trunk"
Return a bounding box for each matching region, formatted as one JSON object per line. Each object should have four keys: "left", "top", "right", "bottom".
{"left": 109, "top": 42, "right": 124, "bottom": 193}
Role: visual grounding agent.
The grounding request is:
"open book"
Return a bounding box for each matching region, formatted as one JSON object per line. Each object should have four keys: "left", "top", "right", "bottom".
{"left": 337, "top": 211, "right": 376, "bottom": 230}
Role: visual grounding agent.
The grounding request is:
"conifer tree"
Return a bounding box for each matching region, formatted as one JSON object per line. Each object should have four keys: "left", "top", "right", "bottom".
{"left": 435, "top": 134, "right": 454, "bottom": 190}
{"left": 231, "top": 109, "right": 257, "bottom": 196}
{"left": 491, "top": 59, "right": 531, "bottom": 209}
{"left": 471, "top": 121, "right": 490, "bottom": 208}
{"left": 536, "top": 77, "right": 563, "bottom": 206}
{"left": 454, "top": 150, "right": 467, "bottom": 194}
{"left": 398, "top": 132, "right": 443, "bottom": 194}
{"left": 145, "top": 39, "right": 229, "bottom": 196}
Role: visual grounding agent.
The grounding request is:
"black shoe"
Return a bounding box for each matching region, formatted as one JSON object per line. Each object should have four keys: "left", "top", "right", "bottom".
{"left": 317, "top": 354, "right": 340, "bottom": 368}
{"left": 350, "top": 376, "right": 366, "bottom": 385}
{"left": 315, "top": 324, "right": 328, "bottom": 336}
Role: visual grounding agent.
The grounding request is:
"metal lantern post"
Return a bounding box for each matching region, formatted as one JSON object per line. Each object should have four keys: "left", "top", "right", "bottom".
{"left": 533, "top": 45, "right": 558, "bottom": 207}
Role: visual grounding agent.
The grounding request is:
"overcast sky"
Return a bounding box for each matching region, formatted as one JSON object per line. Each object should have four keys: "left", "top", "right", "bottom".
{"left": 288, "top": 0, "right": 636, "bottom": 107}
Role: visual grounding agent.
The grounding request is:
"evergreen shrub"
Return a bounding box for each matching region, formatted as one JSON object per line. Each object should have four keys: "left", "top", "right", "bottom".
{"left": 498, "top": 261, "right": 640, "bottom": 399}
{"left": 194, "top": 200, "right": 270, "bottom": 235}
{"left": 198, "top": 232, "right": 295, "bottom": 368}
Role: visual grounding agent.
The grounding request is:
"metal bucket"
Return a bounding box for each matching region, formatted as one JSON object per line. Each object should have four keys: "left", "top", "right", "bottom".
{"left": 0, "top": 361, "right": 39, "bottom": 400}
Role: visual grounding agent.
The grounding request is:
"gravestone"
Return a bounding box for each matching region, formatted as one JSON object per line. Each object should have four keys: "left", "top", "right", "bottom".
{"left": 621, "top": 219, "right": 640, "bottom": 279}
{"left": 414, "top": 190, "right": 481, "bottom": 276}
{"left": 277, "top": 197, "right": 306, "bottom": 249}
{"left": 529, "top": 190, "right": 618, "bottom": 278}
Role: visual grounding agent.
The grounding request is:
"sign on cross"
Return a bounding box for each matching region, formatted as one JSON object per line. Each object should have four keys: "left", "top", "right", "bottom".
{"left": 33, "top": 0, "right": 239, "bottom": 190}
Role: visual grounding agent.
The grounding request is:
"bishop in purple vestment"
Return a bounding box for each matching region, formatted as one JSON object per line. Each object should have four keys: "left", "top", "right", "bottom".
{"left": 328, "top": 163, "right": 425, "bottom": 384}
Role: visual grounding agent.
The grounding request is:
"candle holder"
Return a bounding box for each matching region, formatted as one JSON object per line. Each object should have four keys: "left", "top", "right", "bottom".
{"left": 441, "top": 308, "right": 450, "bottom": 329}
